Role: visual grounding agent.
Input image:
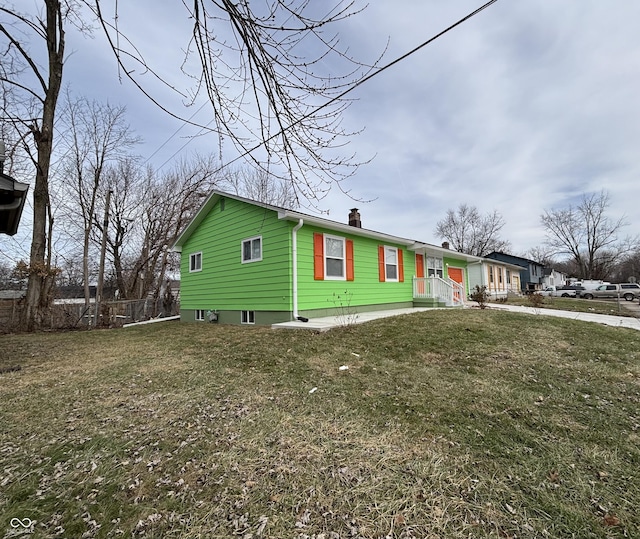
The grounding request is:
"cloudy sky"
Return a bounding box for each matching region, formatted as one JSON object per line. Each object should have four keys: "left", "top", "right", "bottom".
{"left": 4, "top": 0, "right": 640, "bottom": 259}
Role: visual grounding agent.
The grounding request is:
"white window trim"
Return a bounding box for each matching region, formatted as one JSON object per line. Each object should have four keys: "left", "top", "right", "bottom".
{"left": 427, "top": 256, "right": 443, "bottom": 278}
{"left": 241, "top": 236, "right": 263, "bottom": 264}
{"left": 195, "top": 309, "right": 205, "bottom": 321}
{"left": 241, "top": 310, "right": 255, "bottom": 324}
{"left": 189, "top": 251, "right": 202, "bottom": 273}
{"left": 384, "top": 245, "right": 399, "bottom": 282}
{"left": 324, "top": 234, "right": 346, "bottom": 281}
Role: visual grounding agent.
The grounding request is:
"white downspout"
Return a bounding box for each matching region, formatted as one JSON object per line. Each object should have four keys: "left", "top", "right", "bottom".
{"left": 292, "top": 219, "right": 304, "bottom": 319}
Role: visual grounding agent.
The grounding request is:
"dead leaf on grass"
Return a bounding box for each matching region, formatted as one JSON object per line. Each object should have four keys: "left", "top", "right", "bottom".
{"left": 603, "top": 513, "right": 620, "bottom": 526}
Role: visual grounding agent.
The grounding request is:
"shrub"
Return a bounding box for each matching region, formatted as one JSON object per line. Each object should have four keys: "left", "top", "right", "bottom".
{"left": 528, "top": 292, "right": 545, "bottom": 309}
{"left": 469, "top": 285, "right": 490, "bottom": 309}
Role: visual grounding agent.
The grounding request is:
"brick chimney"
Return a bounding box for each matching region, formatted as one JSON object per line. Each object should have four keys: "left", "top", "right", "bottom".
{"left": 348, "top": 208, "right": 361, "bottom": 228}
{"left": 442, "top": 241, "right": 450, "bottom": 250}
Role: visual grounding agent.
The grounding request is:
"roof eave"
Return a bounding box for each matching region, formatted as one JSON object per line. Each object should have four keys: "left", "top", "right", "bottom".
{"left": 278, "top": 210, "right": 417, "bottom": 246}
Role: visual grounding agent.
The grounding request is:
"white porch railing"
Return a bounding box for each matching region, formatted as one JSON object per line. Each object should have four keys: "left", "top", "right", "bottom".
{"left": 413, "top": 277, "right": 465, "bottom": 307}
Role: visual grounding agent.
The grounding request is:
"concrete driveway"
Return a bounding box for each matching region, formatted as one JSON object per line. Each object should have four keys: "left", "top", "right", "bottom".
{"left": 490, "top": 302, "right": 640, "bottom": 331}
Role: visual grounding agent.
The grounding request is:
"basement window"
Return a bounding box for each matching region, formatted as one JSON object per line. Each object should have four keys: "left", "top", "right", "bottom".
{"left": 195, "top": 309, "right": 205, "bottom": 321}
{"left": 241, "top": 310, "right": 255, "bottom": 325}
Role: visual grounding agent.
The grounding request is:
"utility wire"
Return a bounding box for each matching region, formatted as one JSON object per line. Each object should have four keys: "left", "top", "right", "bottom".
{"left": 159, "top": 0, "right": 499, "bottom": 173}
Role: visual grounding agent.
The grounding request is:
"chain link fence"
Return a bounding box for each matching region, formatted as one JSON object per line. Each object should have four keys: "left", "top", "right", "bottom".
{"left": 0, "top": 296, "right": 180, "bottom": 332}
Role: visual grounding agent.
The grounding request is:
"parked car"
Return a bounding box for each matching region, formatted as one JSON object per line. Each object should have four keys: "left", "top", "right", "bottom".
{"left": 578, "top": 283, "right": 640, "bottom": 301}
{"left": 540, "top": 285, "right": 585, "bottom": 297}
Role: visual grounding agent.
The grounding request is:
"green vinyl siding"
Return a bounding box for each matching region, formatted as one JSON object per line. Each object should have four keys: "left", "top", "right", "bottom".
{"left": 180, "top": 197, "right": 292, "bottom": 312}
{"left": 296, "top": 226, "right": 414, "bottom": 311}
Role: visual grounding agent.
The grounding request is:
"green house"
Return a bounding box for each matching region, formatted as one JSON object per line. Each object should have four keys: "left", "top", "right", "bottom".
{"left": 172, "top": 191, "right": 495, "bottom": 325}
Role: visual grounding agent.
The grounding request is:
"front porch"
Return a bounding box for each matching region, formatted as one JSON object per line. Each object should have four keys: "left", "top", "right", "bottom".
{"left": 413, "top": 276, "right": 465, "bottom": 307}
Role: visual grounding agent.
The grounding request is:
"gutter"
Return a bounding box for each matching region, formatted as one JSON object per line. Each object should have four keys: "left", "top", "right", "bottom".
{"left": 291, "top": 218, "right": 304, "bottom": 319}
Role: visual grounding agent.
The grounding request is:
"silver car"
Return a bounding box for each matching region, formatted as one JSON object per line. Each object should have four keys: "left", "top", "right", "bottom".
{"left": 579, "top": 283, "right": 640, "bottom": 301}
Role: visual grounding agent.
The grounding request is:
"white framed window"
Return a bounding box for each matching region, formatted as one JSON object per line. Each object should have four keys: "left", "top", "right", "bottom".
{"left": 427, "top": 256, "right": 443, "bottom": 278}
{"left": 241, "top": 310, "right": 255, "bottom": 324}
{"left": 190, "top": 252, "right": 202, "bottom": 272}
{"left": 324, "top": 234, "right": 345, "bottom": 280}
{"left": 242, "top": 236, "right": 262, "bottom": 263}
{"left": 384, "top": 246, "right": 399, "bottom": 281}
{"left": 195, "top": 309, "right": 205, "bottom": 321}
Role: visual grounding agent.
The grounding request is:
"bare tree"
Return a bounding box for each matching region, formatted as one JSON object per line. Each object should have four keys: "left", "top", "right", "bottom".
{"left": 1, "top": 1, "right": 376, "bottom": 329}
{"left": 59, "top": 95, "right": 140, "bottom": 307}
{"left": 0, "top": 1, "right": 74, "bottom": 329}
{"left": 102, "top": 156, "right": 220, "bottom": 301}
{"left": 610, "top": 249, "right": 640, "bottom": 283}
{"left": 435, "top": 204, "right": 510, "bottom": 257}
{"left": 88, "top": 0, "right": 378, "bottom": 202}
{"left": 524, "top": 246, "right": 556, "bottom": 267}
{"left": 541, "top": 191, "right": 637, "bottom": 280}
{"left": 222, "top": 167, "right": 298, "bottom": 208}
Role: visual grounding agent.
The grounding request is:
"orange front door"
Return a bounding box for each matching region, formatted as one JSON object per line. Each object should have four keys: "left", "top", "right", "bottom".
{"left": 447, "top": 267, "right": 464, "bottom": 303}
{"left": 447, "top": 267, "right": 463, "bottom": 284}
{"left": 415, "top": 254, "right": 425, "bottom": 295}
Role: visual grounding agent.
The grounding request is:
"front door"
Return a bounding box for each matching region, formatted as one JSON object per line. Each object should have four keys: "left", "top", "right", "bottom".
{"left": 512, "top": 274, "right": 520, "bottom": 293}
{"left": 447, "top": 267, "right": 464, "bottom": 303}
{"left": 415, "top": 254, "right": 425, "bottom": 295}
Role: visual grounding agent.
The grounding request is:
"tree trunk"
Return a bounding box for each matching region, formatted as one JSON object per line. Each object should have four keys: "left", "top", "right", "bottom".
{"left": 24, "top": 0, "right": 65, "bottom": 330}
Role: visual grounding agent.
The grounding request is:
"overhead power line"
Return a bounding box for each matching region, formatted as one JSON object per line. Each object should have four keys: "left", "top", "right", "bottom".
{"left": 157, "top": 0, "right": 499, "bottom": 173}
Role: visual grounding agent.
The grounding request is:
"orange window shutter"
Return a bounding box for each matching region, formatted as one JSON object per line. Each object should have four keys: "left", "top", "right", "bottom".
{"left": 398, "top": 249, "right": 404, "bottom": 282}
{"left": 378, "top": 245, "right": 386, "bottom": 282}
{"left": 415, "top": 253, "right": 424, "bottom": 278}
{"left": 346, "top": 239, "right": 354, "bottom": 281}
{"left": 313, "top": 233, "right": 324, "bottom": 280}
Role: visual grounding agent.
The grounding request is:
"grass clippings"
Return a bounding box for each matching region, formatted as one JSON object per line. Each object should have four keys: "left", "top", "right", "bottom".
{"left": 1, "top": 309, "right": 639, "bottom": 538}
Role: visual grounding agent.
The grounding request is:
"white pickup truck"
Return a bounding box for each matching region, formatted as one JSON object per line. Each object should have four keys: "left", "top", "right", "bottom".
{"left": 540, "top": 285, "right": 584, "bottom": 298}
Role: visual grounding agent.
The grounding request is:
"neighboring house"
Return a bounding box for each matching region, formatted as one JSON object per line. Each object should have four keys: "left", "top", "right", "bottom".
{"left": 542, "top": 267, "right": 568, "bottom": 289}
{"left": 468, "top": 258, "right": 524, "bottom": 298}
{"left": 485, "top": 252, "right": 546, "bottom": 293}
{"left": 171, "top": 191, "right": 518, "bottom": 324}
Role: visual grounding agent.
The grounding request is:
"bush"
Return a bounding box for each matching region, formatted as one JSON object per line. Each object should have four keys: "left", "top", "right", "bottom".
{"left": 528, "top": 292, "right": 545, "bottom": 309}
{"left": 469, "top": 285, "right": 490, "bottom": 309}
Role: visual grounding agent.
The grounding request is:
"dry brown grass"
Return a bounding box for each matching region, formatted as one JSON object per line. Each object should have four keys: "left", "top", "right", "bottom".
{"left": 1, "top": 310, "right": 639, "bottom": 538}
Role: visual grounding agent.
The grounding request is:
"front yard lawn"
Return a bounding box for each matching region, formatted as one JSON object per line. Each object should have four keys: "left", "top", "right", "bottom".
{"left": 1, "top": 309, "right": 639, "bottom": 538}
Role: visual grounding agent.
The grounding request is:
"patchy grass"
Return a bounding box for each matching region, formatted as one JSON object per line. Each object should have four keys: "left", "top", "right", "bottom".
{"left": 1, "top": 310, "right": 639, "bottom": 538}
